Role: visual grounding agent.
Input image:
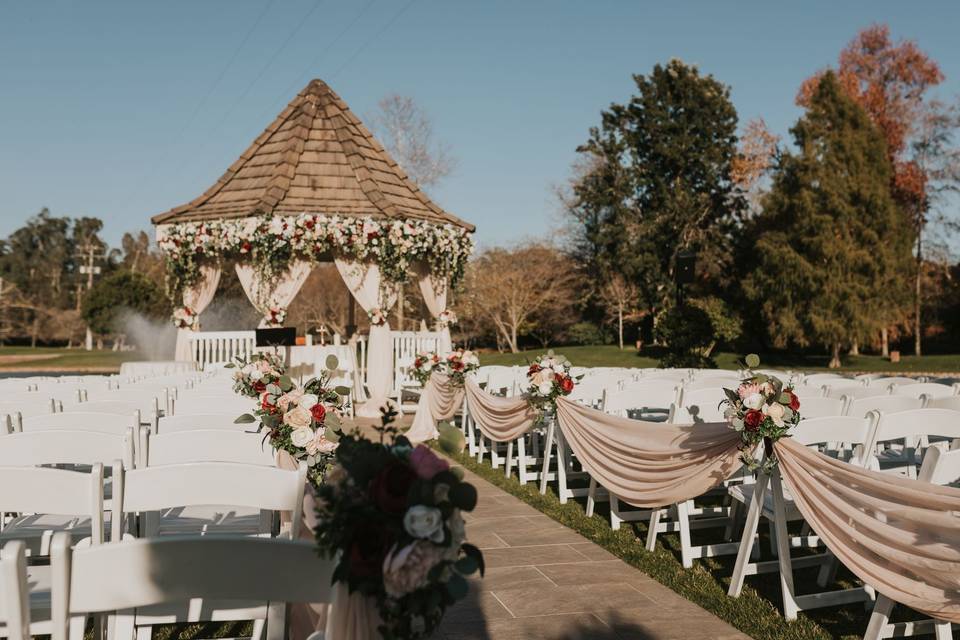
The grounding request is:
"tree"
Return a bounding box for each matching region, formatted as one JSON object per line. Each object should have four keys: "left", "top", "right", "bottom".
{"left": 370, "top": 94, "right": 456, "bottom": 189}
{"left": 798, "top": 24, "right": 946, "bottom": 355}
{"left": 597, "top": 273, "right": 639, "bottom": 349}
{"left": 566, "top": 60, "right": 744, "bottom": 324}
{"left": 458, "top": 245, "right": 577, "bottom": 353}
{"left": 731, "top": 118, "right": 780, "bottom": 215}
{"left": 121, "top": 230, "right": 165, "bottom": 280}
{"left": 745, "top": 72, "right": 914, "bottom": 368}
{"left": 81, "top": 271, "right": 168, "bottom": 336}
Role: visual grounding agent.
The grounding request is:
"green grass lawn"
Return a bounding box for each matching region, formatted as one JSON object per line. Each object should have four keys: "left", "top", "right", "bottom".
{"left": 0, "top": 346, "right": 140, "bottom": 372}
{"left": 477, "top": 345, "right": 960, "bottom": 375}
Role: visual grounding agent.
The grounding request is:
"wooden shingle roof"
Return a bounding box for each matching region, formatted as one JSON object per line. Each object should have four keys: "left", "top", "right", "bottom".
{"left": 152, "top": 79, "right": 473, "bottom": 231}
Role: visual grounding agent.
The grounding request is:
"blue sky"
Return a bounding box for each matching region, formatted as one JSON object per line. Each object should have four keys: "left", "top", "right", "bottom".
{"left": 1, "top": 0, "right": 958, "bottom": 250}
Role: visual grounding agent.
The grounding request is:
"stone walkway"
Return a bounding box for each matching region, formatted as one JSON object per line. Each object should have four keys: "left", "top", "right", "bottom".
{"left": 439, "top": 467, "right": 750, "bottom": 640}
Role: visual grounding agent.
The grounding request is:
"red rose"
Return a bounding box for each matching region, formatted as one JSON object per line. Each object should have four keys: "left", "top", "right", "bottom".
{"left": 310, "top": 403, "right": 326, "bottom": 423}
{"left": 528, "top": 364, "right": 541, "bottom": 375}
{"left": 260, "top": 394, "right": 274, "bottom": 411}
{"left": 241, "top": 241, "right": 252, "bottom": 252}
{"left": 369, "top": 462, "right": 417, "bottom": 515}
{"left": 253, "top": 380, "right": 266, "bottom": 394}
{"left": 560, "top": 377, "right": 575, "bottom": 394}
{"left": 787, "top": 391, "right": 800, "bottom": 412}
{"left": 305, "top": 219, "right": 315, "bottom": 229}
{"left": 743, "top": 410, "right": 763, "bottom": 432}
{"left": 348, "top": 524, "right": 392, "bottom": 579}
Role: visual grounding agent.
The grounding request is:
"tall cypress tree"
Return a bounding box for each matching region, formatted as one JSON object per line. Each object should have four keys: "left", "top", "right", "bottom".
{"left": 744, "top": 71, "right": 913, "bottom": 368}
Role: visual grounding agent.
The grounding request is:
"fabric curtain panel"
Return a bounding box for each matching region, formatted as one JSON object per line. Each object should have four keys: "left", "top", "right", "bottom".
{"left": 416, "top": 263, "right": 451, "bottom": 353}
{"left": 554, "top": 398, "right": 743, "bottom": 508}
{"left": 464, "top": 379, "right": 536, "bottom": 442}
{"left": 174, "top": 264, "right": 222, "bottom": 361}
{"left": 775, "top": 437, "right": 960, "bottom": 623}
{"left": 334, "top": 258, "right": 398, "bottom": 416}
{"left": 406, "top": 373, "right": 464, "bottom": 443}
{"left": 235, "top": 260, "right": 312, "bottom": 327}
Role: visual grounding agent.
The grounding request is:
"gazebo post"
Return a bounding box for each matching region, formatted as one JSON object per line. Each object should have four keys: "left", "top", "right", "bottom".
{"left": 346, "top": 293, "right": 356, "bottom": 339}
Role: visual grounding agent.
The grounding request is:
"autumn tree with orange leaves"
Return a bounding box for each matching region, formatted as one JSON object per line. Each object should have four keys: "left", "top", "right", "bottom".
{"left": 797, "top": 24, "right": 948, "bottom": 356}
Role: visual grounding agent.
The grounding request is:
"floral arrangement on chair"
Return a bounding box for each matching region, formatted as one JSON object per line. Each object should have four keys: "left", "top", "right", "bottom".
{"left": 368, "top": 308, "right": 388, "bottom": 327}
{"left": 226, "top": 352, "right": 286, "bottom": 398}
{"left": 236, "top": 356, "right": 350, "bottom": 482}
{"left": 313, "top": 410, "right": 483, "bottom": 640}
{"left": 721, "top": 355, "right": 801, "bottom": 472}
{"left": 437, "top": 309, "right": 457, "bottom": 327}
{"left": 265, "top": 301, "right": 286, "bottom": 327}
{"left": 444, "top": 348, "right": 480, "bottom": 387}
{"left": 172, "top": 306, "right": 199, "bottom": 330}
{"left": 526, "top": 351, "right": 579, "bottom": 423}
{"left": 411, "top": 351, "right": 441, "bottom": 386}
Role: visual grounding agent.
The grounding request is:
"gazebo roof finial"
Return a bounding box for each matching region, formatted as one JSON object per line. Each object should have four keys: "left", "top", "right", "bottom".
{"left": 152, "top": 79, "right": 473, "bottom": 231}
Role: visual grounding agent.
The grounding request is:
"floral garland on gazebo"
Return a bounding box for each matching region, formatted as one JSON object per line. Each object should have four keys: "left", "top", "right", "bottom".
{"left": 157, "top": 213, "right": 474, "bottom": 299}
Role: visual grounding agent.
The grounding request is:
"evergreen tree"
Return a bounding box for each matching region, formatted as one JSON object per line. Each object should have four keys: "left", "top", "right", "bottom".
{"left": 744, "top": 72, "right": 913, "bottom": 368}
{"left": 568, "top": 60, "right": 744, "bottom": 325}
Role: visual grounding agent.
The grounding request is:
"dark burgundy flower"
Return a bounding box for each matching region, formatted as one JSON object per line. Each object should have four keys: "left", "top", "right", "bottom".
{"left": 369, "top": 461, "right": 416, "bottom": 515}
{"left": 348, "top": 524, "right": 392, "bottom": 579}
{"left": 744, "top": 410, "right": 763, "bottom": 432}
{"left": 787, "top": 391, "right": 800, "bottom": 412}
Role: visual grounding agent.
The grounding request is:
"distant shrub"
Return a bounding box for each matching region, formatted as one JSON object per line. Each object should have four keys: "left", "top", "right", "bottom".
{"left": 655, "top": 304, "right": 716, "bottom": 368}
{"left": 565, "top": 321, "right": 607, "bottom": 346}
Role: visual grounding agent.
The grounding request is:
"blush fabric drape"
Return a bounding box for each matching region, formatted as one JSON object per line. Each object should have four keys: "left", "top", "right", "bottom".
{"left": 554, "top": 397, "right": 743, "bottom": 508}
{"left": 416, "top": 264, "right": 451, "bottom": 354}
{"left": 464, "top": 379, "right": 537, "bottom": 442}
{"left": 173, "top": 264, "right": 221, "bottom": 361}
{"left": 334, "top": 259, "right": 398, "bottom": 417}
{"left": 235, "top": 261, "right": 312, "bottom": 327}
{"left": 406, "top": 373, "right": 465, "bottom": 443}
{"left": 775, "top": 437, "right": 960, "bottom": 623}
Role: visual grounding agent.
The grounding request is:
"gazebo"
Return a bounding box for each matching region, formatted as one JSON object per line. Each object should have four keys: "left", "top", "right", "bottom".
{"left": 152, "top": 79, "right": 474, "bottom": 415}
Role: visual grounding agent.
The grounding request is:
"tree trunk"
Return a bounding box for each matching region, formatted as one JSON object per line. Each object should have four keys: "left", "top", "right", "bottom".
{"left": 396, "top": 284, "right": 405, "bottom": 331}
{"left": 509, "top": 325, "right": 519, "bottom": 353}
{"left": 880, "top": 327, "right": 889, "bottom": 358}
{"left": 828, "top": 343, "right": 842, "bottom": 369}
{"left": 849, "top": 339, "right": 859, "bottom": 356}
{"left": 617, "top": 304, "right": 624, "bottom": 350}
{"left": 914, "top": 233, "right": 923, "bottom": 357}
{"left": 30, "top": 317, "right": 38, "bottom": 349}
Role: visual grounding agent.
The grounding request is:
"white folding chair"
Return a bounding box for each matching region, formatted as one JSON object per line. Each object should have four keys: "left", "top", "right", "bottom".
{"left": 84, "top": 389, "right": 166, "bottom": 419}
{"left": 893, "top": 382, "right": 958, "bottom": 400}
{"left": 144, "top": 430, "right": 275, "bottom": 467}
{"left": 19, "top": 411, "right": 139, "bottom": 436}
{"left": 672, "top": 387, "right": 728, "bottom": 423}
{"left": 0, "top": 465, "right": 107, "bottom": 556}
{"left": 826, "top": 384, "right": 890, "bottom": 400}
{"left": 608, "top": 381, "right": 681, "bottom": 421}
{"left": 0, "top": 540, "right": 29, "bottom": 640}
{"left": 797, "top": 396, "right": 845, "bottom": 419}
{"left": 112, "top": 461, "right": 306, "bottom": 542}
{"left": 156, "top": 413, "right": 253, "bottom": 434}
{"left": 173, "top": 395, "right": 253, "bottom": 416}
{"left": 50, "top": 533, "right": 334, "bottom": 640}
{"left": 845, "top": 394, "right": 923, "bottom": 418}
{"left": 868, "top": 376, "right": 920, "bottom": 387}
{"left": 801, "top": 373, "right": 852, "bottom": 388}
{"left": 867, "top": 408, "right": 960, "bottom": 478}
{"left": 925, "top": 395, "right": 960, "bottom": 412}
{"left": 864, "top": 446, "right": 960, "bottom": 640}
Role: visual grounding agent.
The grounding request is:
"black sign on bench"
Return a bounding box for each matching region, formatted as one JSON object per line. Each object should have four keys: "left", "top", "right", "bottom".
{"left": 255, "top": 327, "right": 297, "bottom": 348}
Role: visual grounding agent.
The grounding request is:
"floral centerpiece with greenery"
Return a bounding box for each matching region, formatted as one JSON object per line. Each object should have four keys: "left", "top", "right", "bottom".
{"left": 314, "top": 410, "right": 483, "bottom": 639}
{"left": 526, "top": 351, "right": 579, "bottom": 423}
{"left": 721, "top": 354, "right": 801, "bottom": 472}
{"left": 226, "top": 352, "right": 286, "bottom": 398}
{"left": 411, "top": 351, "right": 442, "bottom": 386}
{"left": 443, "top": 348, "right": 479, "bottom": 387}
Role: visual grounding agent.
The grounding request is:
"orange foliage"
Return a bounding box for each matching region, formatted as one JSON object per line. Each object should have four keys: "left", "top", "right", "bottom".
{"left": 731, "top": 118, "right": 779, "bottom": 190}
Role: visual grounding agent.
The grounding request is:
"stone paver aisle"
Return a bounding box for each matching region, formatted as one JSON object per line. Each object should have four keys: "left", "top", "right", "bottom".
{"left": 439, "top": 467, "right": 750, "bottom": 640}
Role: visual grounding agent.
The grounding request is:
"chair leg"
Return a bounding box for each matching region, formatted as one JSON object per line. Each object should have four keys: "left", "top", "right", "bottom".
{"left": 586, "top": 477, "right": 597, "bottom": 517}
{"left": 770, "top": 469, "right": 799, "bottom": 621}
{"left": 728, "top": 472, "right": 770, "bottom": 598}
{"left": 517, "top": 436, "right": 528, "bottom": 484}
{"left": 724, "top": 499, "right": 742, "bottom": 541}
{"left": 677, "top": 500, "right": 693, "bottom": 569}
{"left": 863, "top": 594, "right": 894, "bottom": 640}
{"left": 646, "top": 507, "right": 663, "bottom": 551}
{"left": 539, "top": 421, "right": 556, "bottom": 495}
{"left": 934, "top": 621, "right": 953, "bottom": 640}
{"left": 504, "top": 441, "right": 514, "bottom": 479}
{"left": 610, "top": 495, "right": 622, "bottom": 531}
{"left": 554, "top": 430, "right": 569, "bottom": 504}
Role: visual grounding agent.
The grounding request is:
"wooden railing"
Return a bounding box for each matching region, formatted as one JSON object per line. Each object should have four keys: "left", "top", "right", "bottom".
{"left": 187, "top": 331, "right": 257, "bottom": 367}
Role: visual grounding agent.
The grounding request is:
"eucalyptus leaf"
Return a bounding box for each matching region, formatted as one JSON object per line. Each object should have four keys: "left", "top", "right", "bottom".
{"left": 325, "top": 413, "right": 342, "bottom": 428}
{"left": 234, "top": 413, "right": 257, "bottom": 424}
{"left": 323, "top": 426, "right": 340, "bottom": 443}
{"left": 745, "top": 353, "right": 761, "bottom": 368}
{"left": 325, "top": 354, "right": 339, "bottom": 371}
{"left": 334, "top": 386, "right": 351, "bottom": 396}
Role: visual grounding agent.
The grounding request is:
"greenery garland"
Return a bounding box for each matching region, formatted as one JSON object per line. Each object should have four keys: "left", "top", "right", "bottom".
{"left": 157, "top": 213, "right": 474, "bottom": 301}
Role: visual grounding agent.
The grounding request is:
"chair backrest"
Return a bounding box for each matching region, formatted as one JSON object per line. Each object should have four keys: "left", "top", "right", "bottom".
{"left": 917, "top": 447, "right": 960, "bottom": 486}
{"left": 60, "top": 401, "right": 149, "bottom": 420}
{"left": 602, "top": 386, "right": 679, "bottom": 418}
{"left": 145, "top": 430, "right": 275, "bottom": 467}
{"left": 0, "top": 465, "right": 104, "bottom": 545}
{"left": 51, "top": 533, "right": 333, "bottom": 638}
{"left": 673, "top": 387, "right": 728, "bottom": 423}
{"left": 869, "top": 376, "right": 919, "bottom": 387}
{"left": 156, "top": 413, "right": 252, "bottom": 434}
{"left": 801, "top": 373, "right": 851, "bottom": 387}
{"left": 113, "top": 461, "right": 306, "bottom": 541}
{"left": 567, "top": 376, "right": 621, "bottom": 405}
{"left": 871, "top": 408, "right": 960, "bottom": 445}
{"left": 924, "top": 395, "right": 960, "bottom": 412}
{"left": 797, "top": 396, "right": 845, "bottom": 419}
{"left": 792, "top": 416, "right": 875, "bottom": 451}
{"left": 0, "top": 540, "right": 28, "bottom": 640}
{"left": 641, "top": 369, "right": 691, "bottom": 382}
{"left": 0, "top": 430, "right": 134, "bottom": 470}
{"left": 826, "top": 384, "right": 889, "bottom": 400}
{"left": 173, "top": 395, "right": 253, "bottom": 416}
{"left": 484, "top": 369, "right": 522, "bottom": 396}
{"left": 845, "top": 394, "right": 923, "bottom": 418}
{"left": 20, "top": 411, "right": 139, "bottom": 436}
{"left": 894, "top": 382, "right": 957, "bottom": 400}
{"left": 0, "top": 398, "right": 56, "bottom": 422}
{"left": 611, "top": 381, "right": 680, "bottom": 410}
{"left": 84, "top": 390, "right": 164, "bottom": 416}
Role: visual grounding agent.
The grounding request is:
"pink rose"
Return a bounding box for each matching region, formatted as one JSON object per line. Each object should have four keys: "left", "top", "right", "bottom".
{"left": 737, "top": 383, "right": 762, "bottom": 400}
{"left": 382, "top": 541, "right": 446, "bottom": 598}
{"left": 409, "top": 445, "right": 449, "bottom": 480}
{"left": 306, "top": 432, "right": 338, "bottom": 456}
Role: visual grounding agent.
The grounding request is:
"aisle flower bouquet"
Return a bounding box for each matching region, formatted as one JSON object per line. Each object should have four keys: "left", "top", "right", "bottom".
{"left": 444, "top": 348, "right": 479, "bottom": 387}
{"left": 236, "top": 360, "right": 350, "bottom": 481}
{"left": 265, "top": 302, "right": 286, "bottom": 327}
{"left": 227, "top": 352, "right": 286, "bottom": 398}
{"left": 721, "top": 355, "right": 801, "bottom": 471}
{"left": 526, "top": 351, "right": 579, "bottom": 423}
{"left": 368, "top": 308, "right": 387, "bottom": 327}
{"left": 411, "top": 351, "right": 441, "bottom": 386}
{"left": 172, "top": 306, "right": 199, "bottom": 330}
{"left": 438, "top": 309, "right": 457, "bottom": 327}
{"left": 313, "top": 412, "right": 483, "bottom": 640}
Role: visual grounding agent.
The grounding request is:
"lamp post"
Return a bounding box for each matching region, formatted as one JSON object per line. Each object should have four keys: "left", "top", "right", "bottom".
{"left": 675, "top": 251, "right": 696, "bottom": 307}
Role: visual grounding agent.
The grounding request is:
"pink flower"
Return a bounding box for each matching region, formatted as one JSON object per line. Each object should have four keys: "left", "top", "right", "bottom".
{"left": 409, "top": 445, "right": 449, "bottom": 480}
{"left": 306, "top": 431, "right": 338, "bottom": 456}
{"left": 737, "top": 383, "right": 762, "bottom": 400}
{"left": 382, "top": 541, "right": 446, "bottom": 598}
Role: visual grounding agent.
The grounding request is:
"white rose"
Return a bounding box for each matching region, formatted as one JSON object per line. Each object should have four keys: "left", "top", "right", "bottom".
{"left": 403, "top": 505, "right": 444, "bottom": 542}
{"left": 743, "top": 393, "right": 764, "bottom": 410}
{"left": 299, "top": 393, "right": 319, "bottom": 409}
{"left": 537, "top": 381, "right": 554, "bottom": 396}
{"left": 284, "top": 406, "right": 313, "bottom": 429}
{"left": 250, "top": 370, "right": 264, "bottom": 381}
{"left": 532, "top": 369, "right": 553, "bottom": 386}
{"left": 763, "top": 402, "right": 785, "bottom": 426}
{"left": 290, "top": 426, "right": 314, "bottom": 448}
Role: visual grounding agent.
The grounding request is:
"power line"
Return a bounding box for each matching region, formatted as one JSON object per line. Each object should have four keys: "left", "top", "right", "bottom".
{"left": 331, "top": 0, "right": 417, "bottom": 81}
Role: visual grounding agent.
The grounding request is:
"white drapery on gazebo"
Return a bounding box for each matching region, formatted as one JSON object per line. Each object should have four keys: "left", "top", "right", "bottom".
{"left": 153, "top": 79, "right": 474, "bottom": 416}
